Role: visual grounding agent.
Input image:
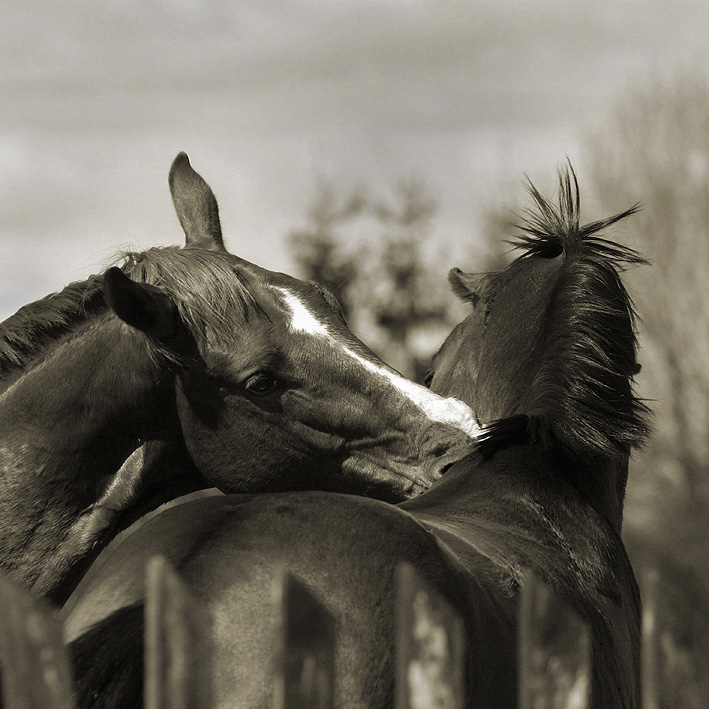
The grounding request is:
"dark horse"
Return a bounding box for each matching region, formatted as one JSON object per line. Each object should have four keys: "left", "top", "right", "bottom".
{"left": 0, "top": 153, "right": 480, "bottom": 607}
{"left": 64, "top": 165, "right": 649, "bottom": 708}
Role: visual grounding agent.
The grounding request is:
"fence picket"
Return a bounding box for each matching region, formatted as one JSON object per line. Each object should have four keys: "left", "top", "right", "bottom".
{"left": 639, "top": 566, "right": 660, "bottom": 709}
{"left": 0, "top": 573, "right": 75, "bottom": 709}
{"left": 396, "top": 563, "right": 465, "bottom": 709}
{"left": 272, "top": 569, "right": 336, "bottom": 709}
{"left": 518, "top": 569, "right": 591, "bottom": 709}
{"left": 639, "top": 564, "right": 709, "bottom": 709}
{"left": 144, "top": 555, "right": 212, "bottom": 709}
{"left": 0, "top": 558, "right": 702, "bottom": 709}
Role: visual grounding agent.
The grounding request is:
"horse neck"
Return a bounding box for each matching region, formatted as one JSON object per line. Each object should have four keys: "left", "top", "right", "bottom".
{"left": 477, "top": 421, "right": 629, "bottom": 534}
{"left": 401, "top": 443, "right": 629, "bottom": 560}
{"left": 472, "top": 260, "right": 560, "bottom": 424}
{"left": 473, "top": 260, "right": 632, "bottom": 532}
{"left": 562, "top": 450, "right": 629, "bottom": 534}
{"left": 480, "top": 419, "right": 630, "bottom": 534}
{"left": 50, "top": 438, "right": 209, "bottom": 605}
{"left": 0, "top": 314, "right": 176, "bottom": 600}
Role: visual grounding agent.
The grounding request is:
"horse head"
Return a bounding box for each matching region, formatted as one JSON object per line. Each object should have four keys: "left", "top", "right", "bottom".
{"left": 427, "top": 164, "right": 650, "bottom": 530}
{"left": 0, "top": 153, "right": 480, "bottom": 604}
{"left": 102, "top": 153, "right": 481, "bottom": 504}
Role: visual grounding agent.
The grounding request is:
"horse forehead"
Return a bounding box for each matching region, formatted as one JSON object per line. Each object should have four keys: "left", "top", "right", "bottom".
{"left": 272, "top": 286, "right": 482, "bottom": 437}
{"left": 272, "top": 287, "right": 333, "bottom": 339}
{"left": 503, "top": 256, "right": 562, "bottom": 298}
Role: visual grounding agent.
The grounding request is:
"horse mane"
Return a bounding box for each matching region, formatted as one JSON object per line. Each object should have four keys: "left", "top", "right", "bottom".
{"left": 0, "top": 276, "right": 106, "bottom": 379}
{"left": 0, "top": 246, "right": 263, "bottom": 379}
{"left": 479, "top": 164, "right": 651, "bottom": 460}
{"left": 119, "top": 247, "right": 265, "bottom": 339}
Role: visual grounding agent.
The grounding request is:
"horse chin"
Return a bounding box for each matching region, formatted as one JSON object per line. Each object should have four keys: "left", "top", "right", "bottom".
{"left": 338, "top": 455, "right": 433, "bottom": 503}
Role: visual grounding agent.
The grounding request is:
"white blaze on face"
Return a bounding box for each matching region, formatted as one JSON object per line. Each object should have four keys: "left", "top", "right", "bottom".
{"left": 278, "top": 287, "right": 333, "bottom": 339}
{"left": 274, "top": 287, "right": 483, "bottom": 439}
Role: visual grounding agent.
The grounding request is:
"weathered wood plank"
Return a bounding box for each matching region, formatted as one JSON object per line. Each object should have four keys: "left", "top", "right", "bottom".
{"left": 640, "top": 566, "right": 660, "bottom": 709}
{"left": 0, "top": 573, "right": 75, "bottom": 709}
{"left": 518, "top": 569, "right": 591, "bottom": 709}
{"left": 639, "top": 564, "right": 709, "bottom": 709}
{"left": 272, "top": 570, "right": 336, "bottom": 709}
{"left": 396, "top": 563, "right": 465, "bottom": 709}
{"left": 144, "top": 555, "right": 212, "bottom": 709}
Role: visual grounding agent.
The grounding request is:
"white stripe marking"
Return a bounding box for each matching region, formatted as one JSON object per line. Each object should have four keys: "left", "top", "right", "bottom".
{"left": 274, "top": 287, "right": 482, "bottom": 439}
{"left": 279, "top": 288, "right": 334, "bottom": 339}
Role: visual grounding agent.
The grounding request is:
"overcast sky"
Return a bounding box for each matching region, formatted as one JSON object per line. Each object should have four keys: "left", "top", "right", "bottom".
{"left": 2, "top": 0, "right": 708, "bottom": 320}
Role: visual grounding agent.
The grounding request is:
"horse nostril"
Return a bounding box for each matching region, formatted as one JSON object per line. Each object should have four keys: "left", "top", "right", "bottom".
{"left": 440, "top": 461, "right": 454, "bottom": 476}
{"left": 428, "top": 460, "right": 455, "bottom": 482}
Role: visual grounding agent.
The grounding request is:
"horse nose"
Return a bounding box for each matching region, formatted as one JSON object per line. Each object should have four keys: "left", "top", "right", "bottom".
{"left": 429, "top": 459, "right": 454, "bottom": 481}
{"left": 421, "top": 429, "right": 477, "bottom": 483}
{"left": 427, "top": 452, "right": 466, "bottom": 482}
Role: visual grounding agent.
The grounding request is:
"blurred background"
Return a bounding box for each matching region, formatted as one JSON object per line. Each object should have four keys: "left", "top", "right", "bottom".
{"left": 3, "top": 0, "right": 709, "bottom": 699}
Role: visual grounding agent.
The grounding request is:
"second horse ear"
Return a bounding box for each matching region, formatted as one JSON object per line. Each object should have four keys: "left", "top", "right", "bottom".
{"left": 448, "top": 268, "right": 483, "bottom": 307}
{"left": 168, "top": 152, "right": 225, "bottom": 251}
{"left": 103, "top": 268, "right": 179, "bottom": 340}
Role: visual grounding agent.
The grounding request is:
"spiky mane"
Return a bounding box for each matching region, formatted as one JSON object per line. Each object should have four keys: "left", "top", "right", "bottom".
{"left": 484, "top": 164, "right": 651, "bottom": 459}
{"left": 513, "top": 163, "right": 644, "bottom": 266}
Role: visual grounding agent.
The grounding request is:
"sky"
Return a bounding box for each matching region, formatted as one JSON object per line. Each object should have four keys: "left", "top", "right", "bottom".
{"left": 2, "top": 0, "right": 709, "bottom": 320}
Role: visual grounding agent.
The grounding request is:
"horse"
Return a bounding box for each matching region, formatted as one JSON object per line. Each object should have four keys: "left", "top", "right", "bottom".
{"left": 0, "top": 152, "right": 481, "bottom": 607}
{"left": 64, "top": 164, "right": 650, "bottom": 708}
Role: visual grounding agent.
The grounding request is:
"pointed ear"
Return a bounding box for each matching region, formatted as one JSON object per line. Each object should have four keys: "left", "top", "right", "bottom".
{"left": 103, "top": 268, "right": 179, "bottom": 340}
{"left": 168, "top": 152, "right": 225, "bottom": 251}
{"left": 448, "top": 268, "right": 484, "bottom": 306}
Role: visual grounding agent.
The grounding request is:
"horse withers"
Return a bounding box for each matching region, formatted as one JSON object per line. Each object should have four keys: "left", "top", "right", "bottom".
{"left": 0, "top": 153, "right": 479, "bottom": 606}
{"left": 65, "top": 164, "right": 649, "bottom": 708}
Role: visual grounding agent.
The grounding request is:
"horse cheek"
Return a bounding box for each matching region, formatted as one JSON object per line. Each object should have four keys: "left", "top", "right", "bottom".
{"left": 173, "top": 384, "right": 288, "bottom": 493}
{"left": 173, "top": 385, "right": 243, "bottom": 489}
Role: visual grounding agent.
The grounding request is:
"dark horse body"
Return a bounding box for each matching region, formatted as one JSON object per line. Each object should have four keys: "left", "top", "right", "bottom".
{"left": 0, "top": 153, "right": 479, "bottom": 606}
{"left": 65, "top": 166, "right": 649, "bottom": 708}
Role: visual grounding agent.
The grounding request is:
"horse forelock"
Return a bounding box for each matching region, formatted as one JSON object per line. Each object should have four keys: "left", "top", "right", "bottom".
{"left": 500, "top": 163, "right": 651, "bottom": 458}
{"left": 512, "top": 163, "right": 644, "bottom": 267}
{"left": 119, "top": 247, "right": 267, "bottom": 340}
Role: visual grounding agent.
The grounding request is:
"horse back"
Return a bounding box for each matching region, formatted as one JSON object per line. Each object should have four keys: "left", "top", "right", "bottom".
{"left": 66, "top": 492, "right": 517, "bottom": 708}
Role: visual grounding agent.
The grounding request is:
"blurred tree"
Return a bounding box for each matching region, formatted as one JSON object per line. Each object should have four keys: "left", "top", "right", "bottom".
{"left": 585, "top": 70, "right": 709, "bottom": 584}
{"left": 289, "top": 179, "right": 364, "bottom": 322}
{"left": 364, "top": 179, "right": 450, "bottom": 380}
{"left": 474, "top": 198, "right": 519, "bottom": 273}
{"left": 289, "top": 178, "right": 459, "bottom": 381}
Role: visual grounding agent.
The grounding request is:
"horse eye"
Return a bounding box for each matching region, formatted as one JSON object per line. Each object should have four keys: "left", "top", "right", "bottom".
{"left": 243, "top": 373, "right": 277, "bottom": 396}
{"left": 424, "top": 369, "right": 434, "bottom": 388}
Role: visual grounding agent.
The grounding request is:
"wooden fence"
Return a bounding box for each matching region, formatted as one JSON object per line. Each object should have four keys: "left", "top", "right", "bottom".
{"left": 0, "top": 560, "right": 705, "bottom": 709}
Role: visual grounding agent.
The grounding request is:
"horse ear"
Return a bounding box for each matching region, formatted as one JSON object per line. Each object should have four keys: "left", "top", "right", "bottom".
{"left": 448, "top": 268, "right": 483, "bottom": 307}
{"left": 168, "top": 152, "right": 226, "bottom": 252}
{"left": 103, "top": 268, "right": 179, "bottom": 340}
